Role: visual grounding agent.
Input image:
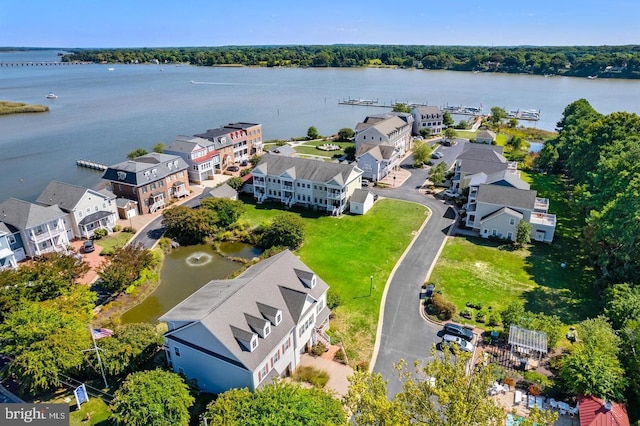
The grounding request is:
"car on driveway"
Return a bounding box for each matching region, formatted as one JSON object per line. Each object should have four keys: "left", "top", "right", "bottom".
{"left": 442, "top": 189, "right": 457, "bottom": 198}
{"left": 443, "top": 323, "right": 474, "bottom": 342}
{"left": 227, "top": 165, "right": 240, "bottom": 172}
{"left": 441, "top": 334, "right": 474, "bottom": 353}
{"left": 83, "top": 240, "right": 95, "bottom": 253}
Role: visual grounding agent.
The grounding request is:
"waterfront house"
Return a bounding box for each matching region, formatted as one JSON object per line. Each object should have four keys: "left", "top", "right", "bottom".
{"left": 474, "top": 129, "right": 497, "bottom": 144}
{"left": 355, "top": 143, "right": 400, "bottom": 182}
{"left": 349, "top": 189, "right": 376, "bottom": 215}
{"left": 451, "top": 144, "right": 516, "bottom": 193}
{"left": 200, "top": 183, "right": 238, "bottom": 202}
{"left": 115, "top": 198, "right": 138, "bottom": 220}
{"left": 251, "top": 154, "right": 363, "bottom": 215}
{"left": 354, "top": 112, "right": 414, "bottom": 156}
{"left": 0, "top": 198, "right": 69, "bottom": 259}
{"left": 195, "top": 122, "right": 263, "bottom": 169}
{"left": 102, "top": 153, "right": 190, "bottom": 215}
{"left": 465, "top": 184, "right": 556, "bottom": 243}
{"left": 159, "top": 250, "right": 331, "bottom": 394}
{"left": 411, "top": 105, "right": 443, "bottom": 135}
{"left": 36, "top": 181, "right": 118, "bottom": 240}
{"left": 0, "top": 223, "right": 18, "bottom": 270}
{"left": 164, "top": 136, "right": 221, "bottom": 184}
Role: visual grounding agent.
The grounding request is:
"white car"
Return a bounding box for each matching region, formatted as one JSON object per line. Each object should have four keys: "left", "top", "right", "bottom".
{"left": 442, "top": 189, "right": 457, "bottom": 198}
{"left": 441, "top": 334, "right": 474, "bottom": 353}
{"left": 431, "top": 151, "right": 444, "bottom": 159}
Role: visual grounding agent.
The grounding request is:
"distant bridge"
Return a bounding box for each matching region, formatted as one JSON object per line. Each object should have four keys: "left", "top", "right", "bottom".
{"left": 0, "top": 61, "right": 92, "bottom": 67}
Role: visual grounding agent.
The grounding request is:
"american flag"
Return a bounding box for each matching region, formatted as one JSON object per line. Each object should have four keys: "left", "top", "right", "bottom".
{"left": 91, "top": 328, "right": 114, "bottom": 340}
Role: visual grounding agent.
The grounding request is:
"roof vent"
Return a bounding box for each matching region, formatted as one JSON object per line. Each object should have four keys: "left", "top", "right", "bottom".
{"left": 603, "top": 401, "right": 613, "bottom": 411}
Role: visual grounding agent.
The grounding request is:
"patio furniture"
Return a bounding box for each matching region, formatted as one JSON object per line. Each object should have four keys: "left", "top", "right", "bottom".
{"left": 548, "top": 398, "right": 557, "bottom": 409}
{"left": 514, "top": 390, "right": 523, "bottom": 405}
{"left": 558, "top": 401, "right": 570, "bottom": 411}
{"left": 536, "top": 396, "right": 544, "bottom": 410}
{"left": 568, "top": 406, "right": 578, "bottom": 417}
{"left": 502, "top": 384, "right": 510, "bottom": 393}
{"left": 527, "top": 395, "right": 535, "bottom": 409}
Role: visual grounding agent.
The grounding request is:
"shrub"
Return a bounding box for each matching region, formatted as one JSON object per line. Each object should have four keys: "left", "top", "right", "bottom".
{"left": 476, "top": 310, "right": 488, "bottom": 323}
{"left": 523, "top": 371, "right": 554, "bottom": 389}
{"left": 333, "top": 348, "right": 347, "bottom": 364}
{"left": 326, "top": 290, "right": 342, "bottom": 310}
{"left": 461, "top": 308, "right": 473, "bottom": 319}
{"left": 123, "top": 226, "right": 136, "bottom": 233}
{"left": 112, "top": 224, "right": 122, "bottom": 232}
{"left": 356, "top": 361, "right": 369, "bottom": 372}
{"left": 488, "top": 313, "right": 501, "bottom": 326}
{"left": 528, "top": 384, "right": 541, "bottom": 396}
{"left": 503, "top": 377, "right": 515, "bottom": 388}
{"left": 431, "top": 293, "right": 457, "bottom": 320}
{"left": 293, "top": 366, "right": 329, "bottom": 388}
{"left": 311, "top": 342, "right": 326, "bottom": 356}
{"left": 93, "top": 228, "right": 108, "bottom": 239}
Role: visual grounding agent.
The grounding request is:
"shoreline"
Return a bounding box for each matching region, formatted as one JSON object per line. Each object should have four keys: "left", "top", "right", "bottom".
{"left": 0, "top": 100, "right": 49, "bottom": 115}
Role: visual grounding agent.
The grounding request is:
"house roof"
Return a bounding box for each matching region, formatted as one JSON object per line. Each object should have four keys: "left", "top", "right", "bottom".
{"left": 160, "top": 250, "right": 329, "bottom": 371}
{"left": 468, "top": 170, "right": 529, "bottom": 190}
{"left": 457, "top": 145, "right": 505, "bottom": 161}
{"left": 201, "top": 183, "right": 238, "bottom": 200}
{"left": 356, "top": 143, "right": 397, "bottom": 160}
{"left": 36, "top": 181, "right": 115, "bottom": 212}
{"left": 194, "top": 127, "right": 235, "bottom": 148}
{"left": 476, "top": 184, "right": 537, "bottom": 210}
{"left": 0, "top": 198, "right": 66, "bottom": 230}
{"left": 578, "top": 395, "right": 630, "bottom": 426}
{"left": 224, "top": 122, "right": 261, "bottom": 130}
{"left": 480, "top": 206, "right": 523, "bottom": 223}
{"left": 102, "top": 153, "right": 188, "bottom": 186}
{"left": 351, "top": 189, "right": 374, "bottom": 204}
{"left": 412, "top": 105, "right": 442, "bottom": 116}
{"left": 0, "top": 222, "right": 10, "bottom": 236}
{"left": 165, "top": 135, "right": 215, "bottom": 154}
{"left": 476, "top": 129, "right": 497, "bottom": 140}
{"left": 356, "top": 115, "right": 410, "bottom": 138}
{"left": 78, "top": 210, "right": 114, "bottom": 226}
{"left": 115, "top": 198, "right": 137, "bottom": 209}
{"left": 253, "top": 154, "right": 362, "bottom": 186}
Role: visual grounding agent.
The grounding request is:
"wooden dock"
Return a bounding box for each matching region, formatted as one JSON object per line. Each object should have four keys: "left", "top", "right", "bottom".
{"left": 0, "top": 61, "right": 92, "bottom": 67}
{"left": 76, "top": 159, "right": 108, "bottom": 171}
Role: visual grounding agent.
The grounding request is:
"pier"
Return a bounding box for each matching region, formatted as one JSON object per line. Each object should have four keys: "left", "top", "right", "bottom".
{"left": 0, "top": 61, "right": 92, "bottom": 67}
{"left": 76, "top": 160, "right": 108, "bottom": 171}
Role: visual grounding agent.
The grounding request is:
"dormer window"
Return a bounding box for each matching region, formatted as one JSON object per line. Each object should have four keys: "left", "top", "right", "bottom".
{"left": 264, "top": 324, "right": 271, "bottom": 337}
{"left": 251, "top": 338, "right": 257, "bottom": 350}
{"left": 275, "top": 313, "right": 281, "bottom": 325}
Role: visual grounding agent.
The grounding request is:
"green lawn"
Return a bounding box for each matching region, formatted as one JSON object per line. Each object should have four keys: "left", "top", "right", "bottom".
{"left": 70, "top": 398, "right": 113, "bottom": 425}
{"left": 97, "top": 232, "right": 134, "bottom": 254}
{"left": 431, "top": 173, "right": 597, "bottom": 328}
{"left": 241, "top": 197, "right": 429, "bottom": 363}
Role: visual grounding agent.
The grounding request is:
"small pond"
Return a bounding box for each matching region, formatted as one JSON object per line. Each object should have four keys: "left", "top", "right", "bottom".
{"left": 121, "top": 242, "right": 262, "bottom": 324}
{"left": 528, "top": 142, "right": 544, "bottom": 153}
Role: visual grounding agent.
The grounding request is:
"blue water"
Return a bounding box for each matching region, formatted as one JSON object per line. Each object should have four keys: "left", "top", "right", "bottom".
{"left": 2, "top": 49, "right": 640, "bottom": 202}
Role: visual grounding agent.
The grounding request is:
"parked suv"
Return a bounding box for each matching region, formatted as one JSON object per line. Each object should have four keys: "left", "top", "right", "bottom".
{"left": 443, "top": 323, "right": 474, "bottom": 342}
{"left": 441, "top": 334, "right": 474, "bottom": 353}
{"left": 83, "top": 240, "right": 95, "bottom": 253}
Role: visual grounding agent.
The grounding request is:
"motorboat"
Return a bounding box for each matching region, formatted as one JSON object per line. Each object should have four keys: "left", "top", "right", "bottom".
{"left": 108, "top": 67, "right": 114, "bottom": 71}
{"left": 46, "top": 92, "right": 58, "bottom": 99}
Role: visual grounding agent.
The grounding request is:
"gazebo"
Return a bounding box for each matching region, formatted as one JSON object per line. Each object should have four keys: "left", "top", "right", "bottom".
{"left": 508, "top": 325, "right": 548, "bottom": 363}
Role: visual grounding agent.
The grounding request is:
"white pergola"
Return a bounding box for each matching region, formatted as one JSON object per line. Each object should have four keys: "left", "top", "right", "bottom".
{"left": 508, "top": 325, "right": 548, "bottom": 362}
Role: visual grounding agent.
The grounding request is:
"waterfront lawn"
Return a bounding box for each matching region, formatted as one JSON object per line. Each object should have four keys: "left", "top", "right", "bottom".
{"left": 430, "top": 172, "right": 597, "bottom": 328}
{"left": 241, "top": 197, "right": 428, "bottom": 363}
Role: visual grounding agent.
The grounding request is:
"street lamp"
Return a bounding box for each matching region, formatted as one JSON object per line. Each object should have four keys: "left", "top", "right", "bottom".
{"left": 369, "top": 275, "right": 373, "bottom": 296}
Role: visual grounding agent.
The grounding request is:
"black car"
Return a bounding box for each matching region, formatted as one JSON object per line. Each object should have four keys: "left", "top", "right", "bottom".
{"left": 227, "top": 165, "right": 240, "bottom": 172}
{"left": 443, "top": 323, "right": 474, "bottom": 342}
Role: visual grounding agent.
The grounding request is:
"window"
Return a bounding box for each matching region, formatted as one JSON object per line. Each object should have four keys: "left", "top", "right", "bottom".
{"left": 174, "top": 347, "right": 180, "bottom": 357}
{"left": 260, "top": 364, "right": 267, "bottom": 380}
{"left": 78, "top": 211, "right": 83, "bottom": 218}
{"left": 509, "top": 218, "right": 515, "bottom": 226}
{"left": 317, "top": 299, "right": 325, "bottom": 313}
{"left": 251, "top": 338, "right": 257, "bottom": 350}
{"left": 275, "top": 313, "right": 281, "bottom": 325}
{"left": 86, "top": 207, "right": 91, "bottom": 213}
{"left": 272, "top": 350, "right": 280, "bottom": 366}
{"left": 7, "top": 234, "right": 16, "bottom": 245}
{"left": 142, "top": 186, "right": 148, "bottom": 193}
{"left": 264, "top": 325, "right": 271, "bottom": 337}
{"left": 94, "top": 205, "right": 99, "bottom": 212}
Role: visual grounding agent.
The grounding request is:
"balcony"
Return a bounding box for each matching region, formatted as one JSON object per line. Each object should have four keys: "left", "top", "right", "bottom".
{"left": 534, "top": 197, "right": 549, "bottom": 212}
{"left": 530, "top": 212, "right": 556, "bottom": 226}
{"left": 281, "top": 182, "right": 294, "bottom": 193}
{"left": 30, "top": 226, "right": 65, "bottom": 243}
{"left": 253, "top": 177, "right": 265, "bottom": 187}
{"left": 327, "top": 190, "right": 346, "bottom": 200}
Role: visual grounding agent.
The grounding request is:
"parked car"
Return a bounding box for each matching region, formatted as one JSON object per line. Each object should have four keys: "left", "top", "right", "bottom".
{"left": 227, "top": 165, "right": 240, "bottom": 172}
{"left": 83, "top": 240, "right": 95, "bottom": 253}
{"left": 443, "top": 323, "right": 474, "bottom": 342}
{"left": 362, "top": 179, "right": 370, "bottom": 187}
{"left": 441, "top": 334, "right": 475, "bottom": 353}
{"left": 424, "top": 283, "right": 435, "bottom": 298}
{"left": 442, "top": 189, "right": 457, "bottom": 198}
{"left": 431, "top": 151, "right": 444, "bottom": 159}
{"left": 240, "top": 160, "right": 248, "bottom": 166}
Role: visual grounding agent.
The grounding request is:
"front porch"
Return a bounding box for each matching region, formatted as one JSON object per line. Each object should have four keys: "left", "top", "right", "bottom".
{"left": 78, "top": 211, "right": 116, "bottom": 238}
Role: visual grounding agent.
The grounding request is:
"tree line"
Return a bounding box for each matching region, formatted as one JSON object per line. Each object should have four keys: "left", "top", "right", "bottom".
{"left": 62, "top": 45, "right": 640, "bottom": 78}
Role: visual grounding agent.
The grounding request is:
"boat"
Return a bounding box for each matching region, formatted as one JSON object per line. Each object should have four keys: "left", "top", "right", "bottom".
{"left": 46, "top": 92, "right": 58, "bottom": 99}
{"left": 587, "top": 75, "right": 597, "bottom": 79}
{"left": 108, "top": 67, "right": 114, "bottom": 71}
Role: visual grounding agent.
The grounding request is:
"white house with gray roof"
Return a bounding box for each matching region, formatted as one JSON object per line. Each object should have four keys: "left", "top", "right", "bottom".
{"left": 355, "top": 143, "right": 400, "bottom": 182}
{"left": 452, "top": 144, "right": 518, "bottom": 193}
{"left": 354, "top": 112, "right": 414, "bottom": 155}
{"left": 37, "top": 181, "right": 118, "bottom": 240}
{"left": 251, "top": 154, "right": 363, "bottom": 215}
{"left": 465, "top": 184, "right": 556, "bottom": 243}
{"left": 159, "top": 250, "right": 331, "bottom": 394}
{"left": 164, "top": 135, "right": 221, "bottom": 184}
{"left": 474, "top": 129, "right": 497, "bottom": 144}
{"left": 0, "top": 223, "right": 18, "bottom": 270}
{"left": 411, "top": 105, "right": 443, "bottom": 135}
{"left": 0, "top": 198, "right": 69, "bottom": 259}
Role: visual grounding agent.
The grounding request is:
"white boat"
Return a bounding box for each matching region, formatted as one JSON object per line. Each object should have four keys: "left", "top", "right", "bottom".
{"left": 46, "top": 92, "right": 58, "bottom": 99}
{"left": 108, "top": 67, "right": 114, "bottom": 71}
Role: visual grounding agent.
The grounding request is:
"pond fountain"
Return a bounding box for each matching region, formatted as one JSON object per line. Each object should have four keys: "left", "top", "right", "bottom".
{"left": 121, "top": 242, "right": 261, "bottom": 324}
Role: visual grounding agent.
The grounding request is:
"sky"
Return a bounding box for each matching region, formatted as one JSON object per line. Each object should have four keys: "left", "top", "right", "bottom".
{"left": 1, "top": 0, "right": 639, "bottom": 48}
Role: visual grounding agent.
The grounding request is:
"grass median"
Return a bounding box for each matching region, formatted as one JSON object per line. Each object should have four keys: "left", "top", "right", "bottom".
{"left": 242, "top": 197, "right": 429, "bottom": 364}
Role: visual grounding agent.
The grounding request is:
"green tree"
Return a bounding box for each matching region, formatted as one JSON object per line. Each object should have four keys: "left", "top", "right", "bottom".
{"left": 620, "top": 319, "right": 640, "bottom": 409}
{"left": 500, "top": 301, "right": 526, "bottom": 332}
{"left": 249, "top": 154, "right": 261, "bottom": 167}
{"left": 226, "top": 176, "right": 245, "bottom": 191}
{"left": 429, "top": 161, "right": 448, "bottom": 184}
{"left": 605, "top": 284, "right": 640, "bottom": 329}
{"left": 127, "top": 148, "right": 148, "bottom": 160}
{"left": 162, "top": 205, "right": 219, "bottom": 244}
{"left": 337, "top": 127, "right": 355, "bottom": 141}
{"left": 509, "top": 135, "right": 524, "bottom": 151}
{"left": 515, "top": 220, "right": 532, "bottom": 247}
{"left": 508, "top": 118, "right": 519, "bottom": 129}
{"left": 559, "top": 317, "right": 626, "bottom": 401}
{"left": 257, "top": 213, "right": 305, "bottom": 249}
{"left": 98, "top": 243, "right": 158, "bottom": 293}
{"left": 307, "top": 126, "right": 320, "bottom": 140}
{"left": 443, "top": 127, "right": 456, "bottom": 141}
{"left": 442, "top": 111, "right": 454, "bottom": 127}
{"left": 411, "top": 141, "right": 431, "bottom": 167}
{"left": 346, "top": 347, "right": 524, "bottom": 425}
{"left": 489, "top": 106, "right": 507, "bottom": 127}
{"left": 392, "top": 103, "right": 412, "bottom": 113}
{"left": 204, "top": 381, "right": 347, "bottom": 425}
{"left": 96, "top": 323, "right": 161, "bottom": 376}
{"left": 152, "top": 142, "right": 164, "bottom": 153}
{"left": 0, "top": 287, "right": 95, "bottom": 394}
{"left": 200, "top": 197, "right": 245, "bottom": 229}
{"left": 110, "top": 370, "right": 194, "bottom": 426}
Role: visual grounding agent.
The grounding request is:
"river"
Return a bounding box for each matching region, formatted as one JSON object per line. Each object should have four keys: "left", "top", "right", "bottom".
{"left": 2, "top": 49, "right": 640, "bottom": 202}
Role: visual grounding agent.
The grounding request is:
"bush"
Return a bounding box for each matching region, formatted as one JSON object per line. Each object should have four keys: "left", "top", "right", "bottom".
{"left": 488, "top": 313, "right": 501, "bottom": 326}
{"left": 356, "top": 361, "right": 369, "bottom": 372}
{"left": 523, "top": 371, "right": 554, "bottom": 389}
{"left": 333, "top": 348, "right": 347, "bottom": 364}
{"left": 326, "top": 290, "right": 341, "bottom": 310}
{"left": 461, "top": 308, "right": 473, "bottom": 319}
{"left": 112, "top": 224, "right": 122, "bottom": 232}
{"left": 293, "top": 366, "right": 329, "bottom": 388}
{"left": 93, "top": 228, "right": 108, "bottom": 239}
{"left": 311, "top": 342, "right": 326, "bottom": 356}
{"left": 431, "top": 293, "right": 457, "bottom": 320}
{"left": 503, "top": 377, "right": 515, "bottom": 388}
{"left": 476, "top": 310, "right": 488, "bottom": 323}
{"left": 123, "top": 226, "right": 136, "bottom": 233}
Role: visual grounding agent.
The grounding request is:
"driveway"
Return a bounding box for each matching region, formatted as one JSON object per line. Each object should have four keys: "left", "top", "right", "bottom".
{"left": 370, "top": 155, "right": 458, "bottom": 397}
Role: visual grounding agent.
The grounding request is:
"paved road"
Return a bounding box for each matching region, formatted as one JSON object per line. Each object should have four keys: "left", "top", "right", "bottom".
{"left": 371, "top": 155, "right": 458, "bottom": 397}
